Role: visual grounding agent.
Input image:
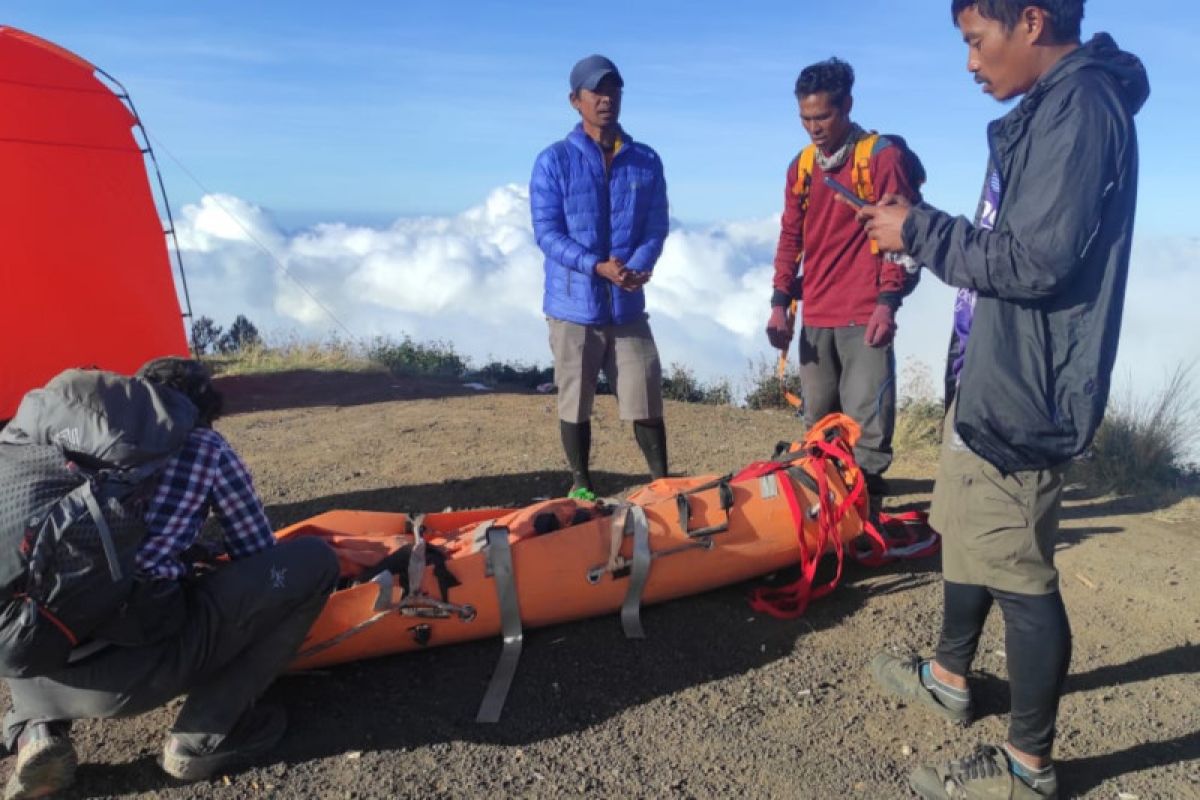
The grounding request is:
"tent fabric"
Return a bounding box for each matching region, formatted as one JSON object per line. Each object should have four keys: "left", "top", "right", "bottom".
{"left": 0, "top": 26, "right": 188, "bottom": 420}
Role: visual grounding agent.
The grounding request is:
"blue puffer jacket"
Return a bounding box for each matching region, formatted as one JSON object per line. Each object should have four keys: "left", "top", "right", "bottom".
{"left": 530, "top": 124, "right": 669, "bottom": 325}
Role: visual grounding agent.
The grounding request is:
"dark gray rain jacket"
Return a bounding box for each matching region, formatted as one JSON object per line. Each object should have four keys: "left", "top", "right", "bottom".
{"left": 903, "top": 34, "right": 1150, "bottom": 473}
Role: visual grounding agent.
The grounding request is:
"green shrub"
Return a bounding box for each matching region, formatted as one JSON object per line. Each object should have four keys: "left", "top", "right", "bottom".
{"left": 474, "top": 360, "right": 554, "bottom": 389}
{"left": 367, "top": 335, "right": 466, "bottom": 377}
{"left": 206, "top": 332, "right": 375, "bottom": 376}
{"left": 1073, "top": 364, "right": 1200, "bottom": 492}
{"left": 894, "top": 396, "right": 945, "bottom": 452}
{"left": 662, "top": 363, "right": 734, "bottom": 406}
{"left": 743, "top": 356, "right": 803, "bottom": 411}
{"left": 700, "top": 379, "right": 734, "bottom": 406}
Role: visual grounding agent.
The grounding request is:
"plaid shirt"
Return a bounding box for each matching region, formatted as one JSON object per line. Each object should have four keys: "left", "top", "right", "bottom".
{"left": 138, "top": 427, "right": 275, "bottom": 580}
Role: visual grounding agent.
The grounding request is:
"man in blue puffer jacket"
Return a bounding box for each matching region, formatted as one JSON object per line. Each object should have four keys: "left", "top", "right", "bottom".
{"left": 530, "top": 55, "right": 671, "bottom": 499}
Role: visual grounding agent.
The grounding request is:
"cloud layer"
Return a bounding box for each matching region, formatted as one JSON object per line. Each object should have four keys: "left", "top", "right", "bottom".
{"left": 175, "top": 187, "right": 1199, "bottom": 403}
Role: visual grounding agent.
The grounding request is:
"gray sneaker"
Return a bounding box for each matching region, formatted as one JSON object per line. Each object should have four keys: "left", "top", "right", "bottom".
{"left": 161, "top": 704, "right": 287, "bottom": 781}
{"left": 3, "top": 723, "right": 77, "bottom": 800}
{"left": 869, "top": 652, "right": 973, "bottom": 725}
{"left": 909, "top": 745, "right": 1059, "bottom": 799}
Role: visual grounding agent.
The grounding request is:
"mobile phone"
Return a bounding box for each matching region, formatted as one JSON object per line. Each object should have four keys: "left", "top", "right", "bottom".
{"left": 822, "top": 175, "right": 867, "bottom": 208}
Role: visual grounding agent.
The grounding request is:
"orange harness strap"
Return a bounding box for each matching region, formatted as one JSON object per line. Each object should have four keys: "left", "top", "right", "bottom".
{"left": 776, "top": 300, "right": 802, "bottom": 410}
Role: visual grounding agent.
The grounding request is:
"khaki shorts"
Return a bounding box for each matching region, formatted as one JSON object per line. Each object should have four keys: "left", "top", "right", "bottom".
{"left": 548, "top": 315, "right": 663, "bottom": 423}
{"left": 930, "top": 402, "right": 1066, "bottom": 595}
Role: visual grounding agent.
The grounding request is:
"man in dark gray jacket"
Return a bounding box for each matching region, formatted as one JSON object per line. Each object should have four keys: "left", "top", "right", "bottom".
{"left": 854, "top": 2, "right": 1148, "bottom": 798}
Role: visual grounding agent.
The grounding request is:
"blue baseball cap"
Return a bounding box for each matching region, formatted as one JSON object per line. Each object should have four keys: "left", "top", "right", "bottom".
{"left": 569, "top": 55, "right": 623, "bottom": 93}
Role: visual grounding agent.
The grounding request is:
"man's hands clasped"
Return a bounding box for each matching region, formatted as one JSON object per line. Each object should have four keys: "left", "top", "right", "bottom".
{"left": 596, "top": 257, "right": 651, "bottom": 291}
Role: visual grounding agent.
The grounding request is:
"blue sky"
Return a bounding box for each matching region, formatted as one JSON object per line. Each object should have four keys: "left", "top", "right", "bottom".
{"left": 4, "top": 1, "right": 1192, "bottom": 233}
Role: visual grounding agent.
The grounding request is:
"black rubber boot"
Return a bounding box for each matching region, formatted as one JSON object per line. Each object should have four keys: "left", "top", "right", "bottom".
{"left": 633, "top": 419, "right": 668, "bottom": 479}
{"left": 559, "top": 420, "right": 593, "bottom": 492}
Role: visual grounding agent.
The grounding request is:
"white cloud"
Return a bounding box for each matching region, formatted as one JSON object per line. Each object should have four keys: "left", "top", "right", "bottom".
{"left": 1106, "top": 236, "right": 1200, "bottom": 390}
{"left": 174, "top": 189, "right": 1200, "bottom": 407}
{"left": 175, "top": 193, "right": 281, "bottom": 250}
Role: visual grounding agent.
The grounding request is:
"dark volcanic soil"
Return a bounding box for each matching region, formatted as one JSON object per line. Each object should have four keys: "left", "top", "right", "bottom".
{"left": 6, "top": 370, "right": 1197, "bottom": 799}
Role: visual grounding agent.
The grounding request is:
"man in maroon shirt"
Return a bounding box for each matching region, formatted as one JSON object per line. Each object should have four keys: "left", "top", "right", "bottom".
{"left": 766, "top": 57, "right": 921, "bottom": 503}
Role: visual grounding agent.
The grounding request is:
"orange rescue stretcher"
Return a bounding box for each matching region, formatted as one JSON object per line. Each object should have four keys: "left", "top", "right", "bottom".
{"left": 277, "top": 414, "right": 937, "bottom": 721}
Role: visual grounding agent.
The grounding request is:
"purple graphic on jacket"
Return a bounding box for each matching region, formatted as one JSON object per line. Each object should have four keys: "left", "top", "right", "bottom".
{"left": 950, "top": 169, "right": 1003, "bottom": 382}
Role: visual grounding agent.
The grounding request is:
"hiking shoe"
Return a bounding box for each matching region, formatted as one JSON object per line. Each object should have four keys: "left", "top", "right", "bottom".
{"left": 161, "top": 704, "right": 287, "bottom": 781}
{"left": 869, "top": 653, "right": 973, "bottom": 725}
{"left": 4, "top": 723, "right": 77, "bottom": 800}
{"left": 567, "top": 486, "right": 597, "bottom": 502}
{"left": 909, "top": 744, "right": 1059, "bottom": 799}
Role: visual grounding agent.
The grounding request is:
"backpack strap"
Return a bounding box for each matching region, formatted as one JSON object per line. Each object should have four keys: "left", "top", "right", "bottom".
{"left": 790, "top": 144, "right": 817, "bottom": 209}
{"left": 78, "top": 483, "right": 123, "bottom": 582}
{"left": 794, "top": 137, "right": 881, "bottom": 212}
{"left": 784, "top": 145, "right": 818, "bottom": 271}
{"left": 795, "top": 132, "right": 907, "bottom": 206}
{"left": 849, "top": 133, "right": 882, "bottom": 253}
{"left": 28, "top": 477, "right": 131, "bottom": 590}
{"left": 850, "top": 133, "right": 881, "bottom": 202}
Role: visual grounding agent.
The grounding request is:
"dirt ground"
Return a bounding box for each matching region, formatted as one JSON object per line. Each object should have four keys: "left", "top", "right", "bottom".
{"left": 6, "top": 370, "right": 1197, "bottom": 799}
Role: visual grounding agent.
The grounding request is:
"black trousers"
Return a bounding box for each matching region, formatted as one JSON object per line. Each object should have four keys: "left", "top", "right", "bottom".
{"left": 4, "top": 537, "right": 338, "bottom": 754}
{"left": 935, "top": 580, "right": 1072, "bottom": 758}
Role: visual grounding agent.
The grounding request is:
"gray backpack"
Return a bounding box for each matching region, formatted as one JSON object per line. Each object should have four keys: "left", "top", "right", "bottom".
{"left": 0, "top": 369, "right": 197, "bottom": 677}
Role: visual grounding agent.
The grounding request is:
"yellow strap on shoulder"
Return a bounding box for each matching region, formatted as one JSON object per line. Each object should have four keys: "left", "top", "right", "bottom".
{"left": 852, "top": 133, "right": 881, "bottom": 254}
{"left": 786, "top": 144, "right": 816, "bottom": 262}
{"left": 851, "top": 133, "right": 880, "bottom": 202}
{"left": 791, "top": 144, "right": 816, "bottom": 197}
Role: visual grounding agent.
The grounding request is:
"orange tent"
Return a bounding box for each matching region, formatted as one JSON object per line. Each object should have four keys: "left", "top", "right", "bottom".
{"left": 0, "top": 27, "right": 189, "bottom": 420}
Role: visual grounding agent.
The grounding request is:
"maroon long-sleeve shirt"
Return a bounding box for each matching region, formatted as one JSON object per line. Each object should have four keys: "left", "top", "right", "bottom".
{"left": 772, "top": 142, "right": 920, "bottom": 327}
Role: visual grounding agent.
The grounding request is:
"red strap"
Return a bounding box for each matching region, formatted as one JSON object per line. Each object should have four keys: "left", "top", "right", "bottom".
{"left": 808, "top": 460, "right": 846, "bottom": 602}
{"left": 745, "top": 431, "right": 940, "bottom": 618}
{"left": 805, "top": 437, "right": 939, "bottom": 567}
{"left": 33, "top": 601, "right": 78, "bottom": 647}
{"left": 747, "top": 449, "right": 850, "bottom": 619}
{"left": 810, "top": 439, "right": 866, "bottom": 509}
{"left": 748, "top": 468, "right": 814, "bottom": 618}
{"left": 853, "top": 510, "right": 941, "bottom": 566}
{"left": 852, "top": 520, "right": 892, "bottom": 566}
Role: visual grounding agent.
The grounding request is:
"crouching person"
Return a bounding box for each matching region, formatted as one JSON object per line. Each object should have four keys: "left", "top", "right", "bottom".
{"left": 1, "top": 358, "right": 339, "bottom": 798}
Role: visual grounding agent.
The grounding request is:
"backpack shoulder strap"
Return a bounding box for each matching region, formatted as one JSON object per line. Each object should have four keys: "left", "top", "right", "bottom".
{"left": 790, "top": 144, "right": 817, "bottom": 199}
{"left": 850, "top": 133, "right": 884, "bottom": 255}
{"left": 850, "top": 132, "right": 882, "bottom": 203}
{"left": 855, "top": 133, "right": 927, "bottom": 196}
{"left": 786, "top": 144, "right": 817, "bottom": 259}
{"left": 868, "top": 133, "right": 894, "bottom": 158}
